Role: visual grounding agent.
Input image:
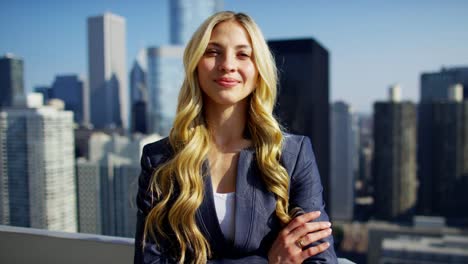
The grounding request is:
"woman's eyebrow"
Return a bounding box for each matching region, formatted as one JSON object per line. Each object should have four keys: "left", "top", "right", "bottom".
{"left": 207, "top": 42, "right": 252, "bottom": 50}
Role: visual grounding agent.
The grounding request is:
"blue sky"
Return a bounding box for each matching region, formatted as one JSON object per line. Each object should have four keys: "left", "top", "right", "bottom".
{"left": 1, "top": 0, "right": 467, "bottom": 113}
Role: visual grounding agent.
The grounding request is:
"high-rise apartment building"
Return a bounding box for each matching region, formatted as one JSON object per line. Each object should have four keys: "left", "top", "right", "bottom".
{"left": 330, "top": 101, "right": 357, "bottom": 221}
{"left": 169, "top": 0, "right": 223, "bottom": 45}
{"left": 268, "top": 38, "right": 331, "bottom": 206}
{"left": 51, "top": 74, "right": 89, "bottom": 125}
{"left": 87, "top": 13, "right": 128, "bottom": 129}
{"left": 0, "top": 100, "right": 77, "bottom": 232}
{"left": 0, "top": 54, "right": 24, "bottom": 108}
{"left": 146, "top": 46, "right": 184, "bottom": 136}
{"left": 373, "top": 85, "right": 417, "bottom": 220}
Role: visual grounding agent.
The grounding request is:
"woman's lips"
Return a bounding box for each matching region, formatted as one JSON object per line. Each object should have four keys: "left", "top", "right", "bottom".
{"left": 215, "top": 78, "right": 240, "bottom": 88}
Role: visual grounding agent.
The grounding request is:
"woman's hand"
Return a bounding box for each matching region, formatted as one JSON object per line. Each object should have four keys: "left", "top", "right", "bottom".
{"left": 268, "top": 211, "right": 332, "bottom": 264}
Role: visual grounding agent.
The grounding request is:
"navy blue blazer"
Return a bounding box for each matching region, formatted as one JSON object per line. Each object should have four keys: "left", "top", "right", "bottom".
{"left": 135, "top": 134, "right": 338, "bottom": 263}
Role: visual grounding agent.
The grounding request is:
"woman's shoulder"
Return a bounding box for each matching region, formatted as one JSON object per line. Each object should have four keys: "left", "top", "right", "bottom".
{"left": 142, "top": 137, "right": 173, "bottom": 157}
{"left": 282, "top": 132, "right": 311, "bottom": 154}
{"left": 141, "top": 137, "right": 174, "bottom": 169}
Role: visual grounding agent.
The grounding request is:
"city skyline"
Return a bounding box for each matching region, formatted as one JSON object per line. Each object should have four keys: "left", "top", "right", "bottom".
{"left": 1, "top": 0, "right": 467, "bottom": 113}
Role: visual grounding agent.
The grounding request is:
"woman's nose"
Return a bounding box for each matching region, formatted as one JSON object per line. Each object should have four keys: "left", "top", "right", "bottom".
{"left": 218, "top": 55, "right": 236, "bottom": 72}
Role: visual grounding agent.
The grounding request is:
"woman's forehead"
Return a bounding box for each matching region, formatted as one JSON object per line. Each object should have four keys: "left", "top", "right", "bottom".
{"left": 208, "top": 21, "right": 252, "bottom": 47}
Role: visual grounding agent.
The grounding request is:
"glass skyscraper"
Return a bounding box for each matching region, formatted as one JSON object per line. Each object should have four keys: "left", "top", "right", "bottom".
{"left": 51, "top": 74, "right": 89, "bottom": 125}
{"left": 146, "top": 46, "right": 184, "bottom": 136}
{"left": 169, "top": 0, "right": 223, "bottom": 45}
{"left": 0, "top": 54, "right": 24, "bottom": 108}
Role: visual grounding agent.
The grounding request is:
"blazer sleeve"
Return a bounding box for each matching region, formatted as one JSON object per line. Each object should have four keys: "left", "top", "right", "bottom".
{"left": 289, "top": 136, "right": 338, "bottom": 264}
{"left": 134, "top": 145, "right": 177, "bottom": 264}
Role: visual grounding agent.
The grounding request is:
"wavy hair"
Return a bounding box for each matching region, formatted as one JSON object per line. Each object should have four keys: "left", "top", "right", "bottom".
{"left": 144, "top": 11, "right": 291, "bottom": 264}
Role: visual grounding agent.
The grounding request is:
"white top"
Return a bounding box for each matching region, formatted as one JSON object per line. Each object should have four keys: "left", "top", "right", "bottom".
{"left": 213, "top": 191, "right": 236, "bottom": 242}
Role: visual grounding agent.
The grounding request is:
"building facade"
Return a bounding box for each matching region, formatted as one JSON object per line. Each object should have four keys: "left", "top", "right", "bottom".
{"left": 130, "top": 49, "right": 148, "bottom": 134}
{"left": 418, "top": 67, "right": 468, "bottom": 216}
{"left": 427, "top": 98, "right": 468, "bottom": 219}
{"left": 51, "top": 74, "right": 89, "bottom": 125}
{"left": 146, "top": 46, "right": 184, "bottom": 136}
{"left": 0, "top": 104, "right": 77, "bottom": 232}
{"left": 268, "top": 38, "right": 331, "bottom": 206}
{"left": 76, "top": 132, "right": 161, "bottom": 237}
{"left": 330, "top": 101, "right": 357, "bottom": 221}
{"left": 87, "top": 13, "right": 128, "bottom": 129}
{"left": 169, "top": 0, "right": 223, "bottom": 45}
{"left": 373, "top": 87, "right": 417, "bottom": 220}
{"left": 0, "top": 54, "right": 24, "bottom": 109}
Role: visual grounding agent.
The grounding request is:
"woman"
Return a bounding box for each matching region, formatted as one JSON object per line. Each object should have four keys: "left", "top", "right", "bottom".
{"left": 135, "top": 11, "right": 338, "bottom": 264}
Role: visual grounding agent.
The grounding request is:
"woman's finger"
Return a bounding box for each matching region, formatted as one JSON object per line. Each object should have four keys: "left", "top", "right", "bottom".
{"left": 300, "top": 241, "right": 330, "bottom": 260}
{"left": 282, "top": 211, "right": 322, "bottom": 233}
{"left": 289, "top": 221, "right": 331, "bottom": 242}
{"left": 297, "top": 228, "right": 332, "bottom": 248}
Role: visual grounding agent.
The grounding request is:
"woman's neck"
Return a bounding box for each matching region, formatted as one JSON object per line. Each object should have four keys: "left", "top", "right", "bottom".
{"left": 204, "top": 99, "right": 250, "bottom": 152}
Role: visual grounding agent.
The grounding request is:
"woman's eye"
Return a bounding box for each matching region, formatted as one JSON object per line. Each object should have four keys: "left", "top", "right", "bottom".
{"left": 238, "top": 53, "right": 250, "bottom": 59}
{"left": 205, "top": 49, "right": 220, "bottom": 56}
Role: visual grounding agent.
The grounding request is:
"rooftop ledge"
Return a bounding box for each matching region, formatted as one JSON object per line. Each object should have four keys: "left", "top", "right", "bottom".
{"left": 0, "top": 225, "right": 354, "bottom": 263}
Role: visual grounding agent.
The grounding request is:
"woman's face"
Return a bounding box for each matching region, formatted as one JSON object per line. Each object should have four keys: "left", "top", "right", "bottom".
{"left": 197, "top": 20, "right": 258, "bottom": 107}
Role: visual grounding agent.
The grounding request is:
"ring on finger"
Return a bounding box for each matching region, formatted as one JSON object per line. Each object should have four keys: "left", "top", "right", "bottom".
{"left": 295, "top": 237, "right": 305, "bottom": 249}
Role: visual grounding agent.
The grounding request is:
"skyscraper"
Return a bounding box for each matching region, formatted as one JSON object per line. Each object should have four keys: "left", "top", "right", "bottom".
{"left": 418, "top": 67, "right": 468, "bottom": 216}
{"left": 0, "top": 100, "right": 77, "bottom": 232}
{"left": 51, "top": 74, "right": 89, "bottom": 125}
{"left": 373, "top": 85, "right": 417, "bottom": 220}
{"left": 77, "top": 132, "right": 161, "bottom": 237}
{"left": 420, "top": 67, "right": 468, "bottom": 102}
{"left": 423, "top": 85, "right": 468, "bottom": 219}
{"left": 0, "top": 54, "right": 24, "bottom": 108}
{"left": 169, "top": 0, "right": 223, "bottom": 45}
{"left": 268, "top": 38, "right": 331, "bottom": 207}
{"left": 87, "top": 13, "right": 128, "bottom": 129}
{"left": 146, "top": 46, "right": 184, "bottom": 136}
{"left": 130, "top": 49, "right": 148, "bottom": 133}
{"left": 330, "top": 101, "right": 357, "bottom": 221}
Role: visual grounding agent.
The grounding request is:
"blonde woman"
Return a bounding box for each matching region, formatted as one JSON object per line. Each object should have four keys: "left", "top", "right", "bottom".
{"left": 135, "top": 11, "right": 338, "bottom": 264}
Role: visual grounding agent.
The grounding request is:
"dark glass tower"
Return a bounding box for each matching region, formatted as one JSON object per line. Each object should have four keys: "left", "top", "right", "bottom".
{"left": 418, "top": 67, "right": 468, "bottom": 216}
{"left": 427, "top": 98, "right": 468, "bottom": 220}
{"left": 0, "top": 54, "right": 24, "bottom": 108}
{"left": 268, "top": 38, "right": 331, "bottom": 207}
{"left": 51, "top": 75, "right": 89, "bottom": 125}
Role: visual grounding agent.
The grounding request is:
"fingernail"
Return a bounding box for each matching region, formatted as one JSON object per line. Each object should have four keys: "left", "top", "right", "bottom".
{"left": 328, "top": 228, "right": 332, "bottom": 234}
{"left": 326, "top": 222, "right": 331, "bottom": 227}
{"left": 315, "top": 211, "right": 321, "bottom": 215}
{"left": 325, "top": 242, "right": 330, "bottom": 247}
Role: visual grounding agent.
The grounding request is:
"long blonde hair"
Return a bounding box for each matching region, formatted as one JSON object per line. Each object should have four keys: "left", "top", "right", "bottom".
{"left": 144, "top": 11, "right": 291, "bottom": 264}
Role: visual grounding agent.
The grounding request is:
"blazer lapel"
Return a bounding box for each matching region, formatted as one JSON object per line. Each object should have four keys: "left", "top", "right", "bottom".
{"left": 196, "top": 163, "right": 228, "bottom": 256}
{"left": 233, "top": 148, "right": 257, "bottom": 252}
{"left": 195, "top": 149, "right": 259, "bottom": 256}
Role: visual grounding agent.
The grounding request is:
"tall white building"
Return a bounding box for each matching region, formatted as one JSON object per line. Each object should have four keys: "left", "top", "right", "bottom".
{"left": 87, "top": 12, "right": 128, "bottom": 130}
{"left": 330, "top": 101, "right": 357, "bottom": 221}
{"left": 146, "top": 46, "right": 184, "bottom": 136}
{"left": 0, "top": 100, "right": 77, "bottom": 232}
{"left": 169, "top": 0, "right": 223, "bottom": 45}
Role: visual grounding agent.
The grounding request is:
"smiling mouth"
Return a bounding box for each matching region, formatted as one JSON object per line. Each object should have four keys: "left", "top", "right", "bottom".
{"left": 215, "top": 78, "right": 240, "bottom": 88}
